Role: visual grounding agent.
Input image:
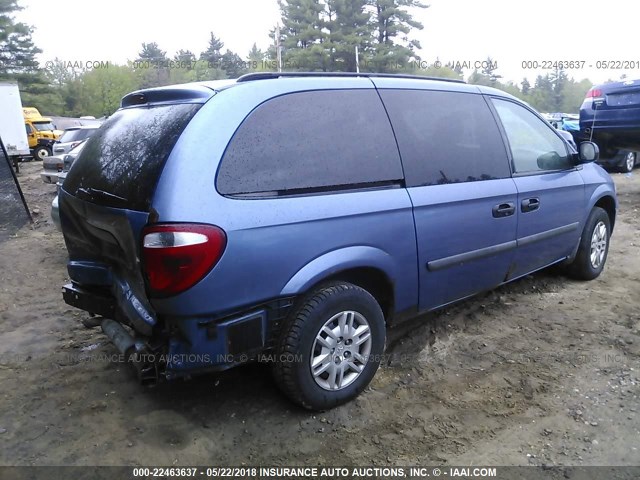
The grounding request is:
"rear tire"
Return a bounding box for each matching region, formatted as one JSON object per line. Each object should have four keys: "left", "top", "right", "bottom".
{"left": 566, "top": 207, "right": 611, "bottom": 280}
{"left": 272, "top": 282, "right": 385, "bottom": 410}
{"left": 619, "top": 151, "right": 636, "bottom": 173}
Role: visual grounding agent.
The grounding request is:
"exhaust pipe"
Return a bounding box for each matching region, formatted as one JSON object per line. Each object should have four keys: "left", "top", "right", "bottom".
{"left": 101, "top": 319, "right": 160, "bottom": 385}
{"left": 101, "top": 319, "right": 136, "bottom": 357}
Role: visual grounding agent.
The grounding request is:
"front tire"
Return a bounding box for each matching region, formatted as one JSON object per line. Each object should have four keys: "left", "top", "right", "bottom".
{"left": 566, "top": 207, "right": 611, "bottom": 280}
{"left": 273, "top": 282, "right": 385, "bottom": 410}
{"left": 33, "top": 146, "right": 51, "bottom": 161}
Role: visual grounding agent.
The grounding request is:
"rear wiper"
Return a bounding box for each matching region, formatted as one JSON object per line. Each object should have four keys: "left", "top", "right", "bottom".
{"left": 76, "top": 187, "right": 128, "bottom": 206}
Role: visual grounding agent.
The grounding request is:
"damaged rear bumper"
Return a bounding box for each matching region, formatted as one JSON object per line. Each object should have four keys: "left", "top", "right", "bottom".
{"left": 63, "top": 281, "right": 295, "bottom": 381}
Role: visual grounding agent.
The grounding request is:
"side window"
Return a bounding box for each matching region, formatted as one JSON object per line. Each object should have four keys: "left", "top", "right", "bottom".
{"left": 25, "top": 124, "right": 33, "bottom": 135}
{"left": 379, "top": 89, "right": 510, "bottom": 187}
{"left": 217, "top": 89, "right": 403, "bottom": 195}
{"left": 492, "top": 99, "right": 572, "bottom": 173}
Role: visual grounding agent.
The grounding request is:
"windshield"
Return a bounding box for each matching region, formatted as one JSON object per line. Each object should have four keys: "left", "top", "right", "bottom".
{"left": 33, "top": 122, "right": 55, "bottom": 132}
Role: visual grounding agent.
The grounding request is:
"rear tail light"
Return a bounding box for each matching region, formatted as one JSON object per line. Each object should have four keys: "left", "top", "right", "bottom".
{"left": 585, "top": 88, "right": 603, "bottom": 99}
{"left": 141, "top": 224, "right": 226, "bottom": 297}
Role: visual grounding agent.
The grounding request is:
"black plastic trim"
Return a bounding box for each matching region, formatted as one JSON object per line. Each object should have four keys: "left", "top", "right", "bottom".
{"left": 427, "top": 240, "right": 517, "bottom": 272}
{"left": 517, "top": 222, "right": 580, "bottom": 247}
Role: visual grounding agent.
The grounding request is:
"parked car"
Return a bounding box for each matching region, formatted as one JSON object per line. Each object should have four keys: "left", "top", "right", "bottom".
{"left": 41, "top": 140, "right": 87, "bottom": 185}
{"left": 596, "top": 150, "right": 638, "bottom": 173}
{"left": 52, "top": 125, "right": 99, "bottom": 156}
{"left": 580, "top": 78, "right": 640, "bottom": 155}
{"left": 59, "top": 73, "right": 617, "bottom": 410}
{"left": 543, "top": 113, "right": 580, "bottom": 151}
{"left": 50, "top": 140, "right": 88, "bottom": 228}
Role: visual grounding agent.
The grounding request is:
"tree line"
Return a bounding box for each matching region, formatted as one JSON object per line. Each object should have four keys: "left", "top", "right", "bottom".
{"left": 1, "top": 0, "right": 595, "bottom": 118}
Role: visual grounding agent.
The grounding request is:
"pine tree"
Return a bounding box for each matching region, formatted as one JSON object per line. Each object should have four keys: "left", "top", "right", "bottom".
{"left": 200, "top": 33, "right": 225, "bottom": 68}
{"left": 550, "top": 68, "right": 568, "bottom": 111}
{"left": 530, "top": 74, "right": 555, "bottom": 112}
{"left": 136, "top": 42, "right": 170, "bottom": 88}
{"left": 324, "top": 0, "right": 370, "bottom": 72}
{"left": 0, "top": 0, "right": 50, "bottom": 106}
{"left": 247, "top": 44, "right": 264, "bottom": 62}
{"left": 137, "top": 42, "right": 167, "bottom": 62}
{"left": 0, "top": 0, "right": 40, "bottom": 78}
{"left": 521, "top": 78, "right": 531, "bottom": 96}
{"left": 278, "top": 0, "right": 327, "bottom": 71}
{"left": 481, "top": 56, "right": 501, "bottom": 85}
{"left": 221, "top": 49, "right": 247, "bottom": 78}
{"left": 368, "top": 0, "right": 428, "bottom": 72}
{"left": 174, "top": 49, "right": 196, "bottom": 64}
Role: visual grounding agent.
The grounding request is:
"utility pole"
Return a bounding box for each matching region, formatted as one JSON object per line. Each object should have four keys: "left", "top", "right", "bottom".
{"left": 276, "top": 24, "right": 282, "bottom": 72}
{"left": 355, "top": 46, "right": 360, "bottom": 73}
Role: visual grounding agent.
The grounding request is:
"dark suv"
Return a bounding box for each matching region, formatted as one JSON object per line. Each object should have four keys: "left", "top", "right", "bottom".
{"left": 60, "top": 73, "right": 617, "bottom": 410}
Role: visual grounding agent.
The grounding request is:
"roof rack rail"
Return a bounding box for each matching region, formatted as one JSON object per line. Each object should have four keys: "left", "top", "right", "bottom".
{"left": 236, "top": 71, "right": 466, "bottom": 84}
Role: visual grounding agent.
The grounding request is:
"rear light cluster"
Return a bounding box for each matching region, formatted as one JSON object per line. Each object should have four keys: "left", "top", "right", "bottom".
{"left": 142, "top": 224, "right": 226, "bottom": 297}
{"left": 585, "top": 88, "right": 603, "bottom": 99}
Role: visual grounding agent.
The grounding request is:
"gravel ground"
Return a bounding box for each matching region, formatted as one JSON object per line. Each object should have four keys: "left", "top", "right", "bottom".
{"left": 0, "top": 161, "right": 638, "bottom": 467}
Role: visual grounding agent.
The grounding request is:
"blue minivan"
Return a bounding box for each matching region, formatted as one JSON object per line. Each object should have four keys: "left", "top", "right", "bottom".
{"left": 59, "top": 73, "right": 617, "bottom": 410}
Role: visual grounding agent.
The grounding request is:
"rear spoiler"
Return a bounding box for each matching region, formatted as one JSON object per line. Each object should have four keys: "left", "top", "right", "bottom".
{"left": 121, "top": 84, "right": 216, "bottom": 108}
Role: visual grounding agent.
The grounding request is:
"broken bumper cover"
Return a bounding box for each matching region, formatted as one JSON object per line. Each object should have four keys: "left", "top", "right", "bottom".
{"left": 62, "top": 279, "right": 156, "bottom": 337}
{"left": 62, "top": 281, "right": 295, "bottom": 379}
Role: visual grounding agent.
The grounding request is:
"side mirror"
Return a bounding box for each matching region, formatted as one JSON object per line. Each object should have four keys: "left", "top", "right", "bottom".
{"left": 578, "top": 142, "right": 599, "bottom": 163}
{"left": 537, "top": 151, "right": 564, "bottom": 170}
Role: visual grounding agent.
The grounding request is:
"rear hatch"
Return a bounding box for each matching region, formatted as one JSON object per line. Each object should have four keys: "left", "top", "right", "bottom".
{"left": 60, "top": 87, "right": 212, "bottom": 335}
{"left": 601, "top": 80, "right": 640, "bottom": 109}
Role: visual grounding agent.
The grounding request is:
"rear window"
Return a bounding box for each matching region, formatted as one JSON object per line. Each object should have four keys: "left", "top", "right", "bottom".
{"left": 63, "top": 104, "right": 200, "bottom": 211}
{"left": 59, "top": 129, "right": 82, "bottom": 143}
{"left": 59, "top": 128, "right": 95, "bottom": 143}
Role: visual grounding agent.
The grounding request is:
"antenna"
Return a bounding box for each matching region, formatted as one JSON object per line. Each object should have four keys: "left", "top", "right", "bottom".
{"left": 589, "top": 99, "right": 600, "bottom": 143}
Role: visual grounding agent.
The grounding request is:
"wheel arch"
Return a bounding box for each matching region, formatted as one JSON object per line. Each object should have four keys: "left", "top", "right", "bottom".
{"left": 593, "top": 194, "right": 617, "bottom": 232}
{"left": 280, "top": 246, "right": 397, "bottom": 322}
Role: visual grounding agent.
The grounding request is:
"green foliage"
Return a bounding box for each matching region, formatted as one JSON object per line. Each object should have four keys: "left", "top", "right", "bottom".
{"left": 367, "top": 0, "right": 428, "bottom": 72}
{"left": 0, "top": 0, "right": 594, "bottom": 119}
{"left": 0, "top": 0, "right": 52, "bottom": 108}
{"left": 0, "top": 0, "right": 40, "bottom": 79}
{"left": 324, "top": 0, "right": 370, "bottom": 72}
{"left": 246, "top": 43, "right": 268, "bottom": 71}
{"left": 467, "top": 68, "right": 591, "bottom": 114}
{"left": 200, "top": 32, "right": 225, "bottom": 66}
{"left": 278, "top": 0, "right": 327, "bottom": 70}
{"left": 221, "top": 50, "right": 248, "bottom": 78}
{"left": 80, "top": 64, "right": 139, "bottom": 117}
{"left": 135, "top": 42, "right": 171, "bottom": 88}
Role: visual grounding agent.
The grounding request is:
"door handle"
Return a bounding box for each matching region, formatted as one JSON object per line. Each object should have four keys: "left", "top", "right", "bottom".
{"left": 521, "top": 198, "right": 540, "bottom": 213}
{"left": 492, "top": 202, "right": 515, "bottom": 218}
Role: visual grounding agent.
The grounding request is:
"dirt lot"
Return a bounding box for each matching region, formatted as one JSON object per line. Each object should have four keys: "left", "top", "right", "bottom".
{"left": 1, "top": 161, "right": 639, "bottom": 467}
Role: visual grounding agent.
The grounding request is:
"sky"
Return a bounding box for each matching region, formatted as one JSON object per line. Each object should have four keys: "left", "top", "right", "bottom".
{"left": 14, "top": 0, "right": 640, "bottom": 86}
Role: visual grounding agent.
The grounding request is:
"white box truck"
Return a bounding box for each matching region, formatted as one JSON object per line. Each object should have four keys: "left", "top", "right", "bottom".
{"left": 0, "top": 82, "right": 30, "bottom": 172}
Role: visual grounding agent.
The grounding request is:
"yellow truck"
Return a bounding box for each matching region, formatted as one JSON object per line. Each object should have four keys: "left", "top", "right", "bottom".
{"left": 23, "top": 107, "right": 63, "bottom": 160}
